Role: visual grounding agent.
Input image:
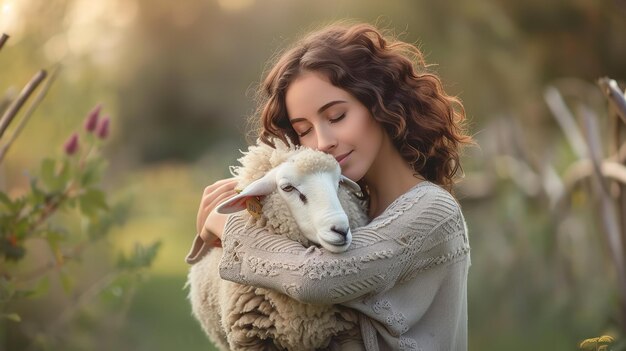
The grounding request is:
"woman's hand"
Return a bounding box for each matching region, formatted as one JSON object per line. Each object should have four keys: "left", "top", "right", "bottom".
{"left": 197, "top": 178, "right": 239, "bottom": 239}
{"left": 186, "top": 178, "right": 238, "bottom": 264}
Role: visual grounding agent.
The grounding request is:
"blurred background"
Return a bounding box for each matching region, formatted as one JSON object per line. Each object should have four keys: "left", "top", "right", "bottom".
{"left": 1, "top": 0, "right": 626, "bottom": 350}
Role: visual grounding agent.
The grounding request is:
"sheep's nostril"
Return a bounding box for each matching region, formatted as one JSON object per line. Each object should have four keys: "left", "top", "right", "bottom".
{"left": 331, "top": 226, "right": 348, "bottom": 238}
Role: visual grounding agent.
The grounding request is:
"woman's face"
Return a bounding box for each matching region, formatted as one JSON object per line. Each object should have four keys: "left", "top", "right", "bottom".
{"left": 285, "top": 71, "right": 386, "bottom": 181}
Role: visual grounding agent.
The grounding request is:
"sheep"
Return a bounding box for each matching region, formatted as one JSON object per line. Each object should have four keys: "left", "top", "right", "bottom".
{"left": 186, "top": 138, "right": 368, "bottom": 351}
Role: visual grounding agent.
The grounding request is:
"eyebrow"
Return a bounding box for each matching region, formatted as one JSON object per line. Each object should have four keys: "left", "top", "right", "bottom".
{"left": 289, "top": 100, "right": 347, "bottom": 124}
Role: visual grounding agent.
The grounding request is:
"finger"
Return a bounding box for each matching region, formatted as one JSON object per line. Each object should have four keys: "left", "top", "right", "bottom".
{"left": 207, "top": 189, "right": 238, "bottom": 210}
{"left": 203, "top": 178, "right": 238, "bottom": 195}
{"left": 197, "top": 178, "right": 238, "bottom": 233}
{"left": 201, "top": 185, "right": 238, "bottom": 214}
{"left": 202, "top": 180, "right": 240, "bottom": 206}
{"left": 197, "top": 189, "right": 237, "bottom": 233}
{"left": 199, "top": 189, "right": 237, "bottom": 219}
{"left": 202, "top": 178, "right": 236, "bottom": 200}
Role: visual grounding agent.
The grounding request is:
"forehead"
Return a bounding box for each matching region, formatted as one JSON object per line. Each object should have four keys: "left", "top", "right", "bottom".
{"left": 285, "top": 71, "right": 352, "bottom": 118}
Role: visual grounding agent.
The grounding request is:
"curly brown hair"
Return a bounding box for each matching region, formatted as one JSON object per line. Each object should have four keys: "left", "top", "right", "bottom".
{"left": 252, "top": 21, "right": 473, "bottom": 192}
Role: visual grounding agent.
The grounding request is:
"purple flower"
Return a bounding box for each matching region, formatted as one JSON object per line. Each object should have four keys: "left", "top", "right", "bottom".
{"left": 84, "top": 104, "right": 102, "bottom": 133}
{"left": 97, "top": 116, "right": 110, "bottom": 139}
{"left": 64, "top": 133, "right": 79, "bottom": 155}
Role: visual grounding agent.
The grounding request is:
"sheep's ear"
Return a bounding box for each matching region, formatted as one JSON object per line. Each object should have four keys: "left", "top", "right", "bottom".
{"left": 215, "top": 195, "right": 249, "bottom": 214}
{"left": 340, "top": 175, "right": 361, "bottom": 193}
{"left": 216, "top": 171, "right": 277, "bottom": 214}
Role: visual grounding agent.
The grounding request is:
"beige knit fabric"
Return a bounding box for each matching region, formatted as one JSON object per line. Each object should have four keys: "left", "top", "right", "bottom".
{"left": 220, "top": 181, "right": 471, "bottom": 351}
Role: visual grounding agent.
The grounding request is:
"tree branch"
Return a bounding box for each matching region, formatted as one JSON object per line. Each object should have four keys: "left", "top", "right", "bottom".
{"left": 0, "top": 67, "right": 59, "bottom": 163}
{"left": 598, "top": 77, "right": 626, "bottom": 124}
{"left": 0, "top": 34, "right": 8, "bottom": 52}
{"left": 0, "top": 70, "right": 47, "bottom": 140}
{"left": 579, "top": 104, "right": 626, "bottom": 322}
{"left": 544, "top": 86, "right": 588, "bottom": 159}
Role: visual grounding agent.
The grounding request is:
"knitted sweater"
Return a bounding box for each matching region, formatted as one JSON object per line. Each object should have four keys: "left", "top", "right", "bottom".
{"left": 219, "top": 181, "right": 471, "bottom": 351}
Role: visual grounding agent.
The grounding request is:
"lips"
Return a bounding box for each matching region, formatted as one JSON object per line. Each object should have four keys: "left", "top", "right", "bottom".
{"left": 334, "top": 151, "right": 352, "bottom": 164}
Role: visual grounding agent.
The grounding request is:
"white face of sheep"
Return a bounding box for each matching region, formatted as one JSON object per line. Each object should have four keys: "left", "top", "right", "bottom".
{"left": 216, "top": 160, "right": 361, "bottom": 253}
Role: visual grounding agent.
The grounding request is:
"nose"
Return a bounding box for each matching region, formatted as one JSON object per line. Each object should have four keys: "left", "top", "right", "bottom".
{"left": 331, "top": 226, "right": 348, "bottom": 238}
{"left": 316, "top": 125, "right": 337, "bottom": 153}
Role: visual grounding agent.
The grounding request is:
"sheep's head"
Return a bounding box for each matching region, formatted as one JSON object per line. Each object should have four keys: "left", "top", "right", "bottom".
{"left": 217, "top": 149, "right": 361, "bottom": 253}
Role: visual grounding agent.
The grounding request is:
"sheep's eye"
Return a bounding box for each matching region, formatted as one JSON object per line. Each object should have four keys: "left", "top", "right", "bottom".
{"left": 280, "top": 184, "right": 295, "bottom": 192}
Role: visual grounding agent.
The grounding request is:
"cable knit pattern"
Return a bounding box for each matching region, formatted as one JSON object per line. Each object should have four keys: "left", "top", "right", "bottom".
{"left": 220, "top": 181, "right": 471, "bottom": 350}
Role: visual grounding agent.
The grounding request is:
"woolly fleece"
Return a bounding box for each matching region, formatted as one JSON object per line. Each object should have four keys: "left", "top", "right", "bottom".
{"left": 187, "top": 138, "right": 367, "bottom": 350}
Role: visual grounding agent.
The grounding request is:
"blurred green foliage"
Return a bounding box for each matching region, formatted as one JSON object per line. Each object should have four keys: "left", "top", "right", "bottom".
{"left": 1, "top": 0, "right": 626, "bottom": 350}
{"left": 0, "top": 94, "right": 161, "bottom": 349}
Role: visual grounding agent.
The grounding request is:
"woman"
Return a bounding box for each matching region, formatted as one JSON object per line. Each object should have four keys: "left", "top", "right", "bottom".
{"left": 195, "top": 22, "right": 473, "bottom": 350}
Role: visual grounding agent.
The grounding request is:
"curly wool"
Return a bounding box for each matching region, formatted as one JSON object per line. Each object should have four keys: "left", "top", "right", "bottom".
{"left": 188, "top": 250, "right": 360, "bottom": 351}
{"left": 188, "top": 138, "right": 368, "bottom": 351}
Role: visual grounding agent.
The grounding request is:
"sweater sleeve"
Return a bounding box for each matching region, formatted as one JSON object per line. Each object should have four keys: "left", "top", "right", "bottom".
{"left": 218, "top": 183, "right": 469, "bottom": 305}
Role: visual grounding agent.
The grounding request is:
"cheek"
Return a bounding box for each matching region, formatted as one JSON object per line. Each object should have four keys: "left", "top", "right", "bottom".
{"left": 358, "top": 122, "right": 385, "bottom": 167}
{"left": 298, "top": 135, "right": 316, "bottom": 149}
{"left": 360, "top": 118, "right": 384, "bottom": 147}
{"left": 355, "top": 109, "right": 379, "bottom": 136}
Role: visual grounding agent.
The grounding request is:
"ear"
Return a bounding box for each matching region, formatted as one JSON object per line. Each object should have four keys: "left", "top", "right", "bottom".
{"left": 216, "top": 170, "right": 278, "bottom": 214}
{"left": 340, "top": 175, "right": 362, "bottom": 193}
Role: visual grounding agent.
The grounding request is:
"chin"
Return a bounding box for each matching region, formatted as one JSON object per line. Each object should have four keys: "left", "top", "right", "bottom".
{"left": 342, "top": 168, "right": 365, "bottom": 183}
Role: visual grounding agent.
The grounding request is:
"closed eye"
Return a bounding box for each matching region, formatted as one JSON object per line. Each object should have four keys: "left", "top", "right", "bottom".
{"left": 297, "top": 128, "right": 312, "bottom": 137}
{"left": 330, "top": 113, "right": 345, "bottom": 123}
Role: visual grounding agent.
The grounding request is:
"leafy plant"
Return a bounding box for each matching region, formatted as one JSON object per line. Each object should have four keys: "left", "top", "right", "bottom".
{"left": 0, "top": 33, "right": 160, "bottom": 350}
